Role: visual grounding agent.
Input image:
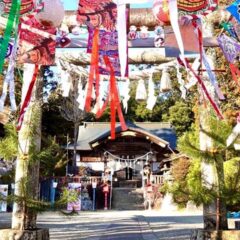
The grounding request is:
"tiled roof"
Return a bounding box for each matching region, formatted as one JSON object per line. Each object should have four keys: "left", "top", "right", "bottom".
{"left": 67, "top": 122, "right": 177, "bottom": 151}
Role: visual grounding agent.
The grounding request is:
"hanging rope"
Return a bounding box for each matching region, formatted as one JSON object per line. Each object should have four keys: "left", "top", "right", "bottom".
{"left": 104, "top": 150, "right": 153, "bottom": 162}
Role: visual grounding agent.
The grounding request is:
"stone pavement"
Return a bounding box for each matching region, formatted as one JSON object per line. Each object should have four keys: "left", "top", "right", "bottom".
{"left": 1, "top": 210, "right": 239, "bottom": 239}
{"left": 0, "top": 210, "right": 204, "bottom": 240}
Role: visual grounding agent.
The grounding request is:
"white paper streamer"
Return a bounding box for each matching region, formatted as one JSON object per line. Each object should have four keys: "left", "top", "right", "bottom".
{"left": 176, "top": 61, "right": 187, "bottom": 99}
{"left": 227, "top": 122, "right": 240, "bottom": 147}
{"left": 146, "top": 71, "right": 157, "bottom": 110}
{"left": 0, "top": 41, "right": 17, "bottom": 112}
{"left": 185, "top": 57, "right": 200, "bottom": 89}
{"left": 121, "top": 78, "right": 130, "bottom": 113}
{"left": 168, "top": 0, "right": 186, "bottom": 63}
{"left": 117, "top": 2, "right": 127, "bottom": 77}
{"left": 136, "top": 79, "right": 147, "bottom": 100}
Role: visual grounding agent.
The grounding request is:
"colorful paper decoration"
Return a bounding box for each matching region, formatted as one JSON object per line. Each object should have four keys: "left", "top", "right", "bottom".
{"left": 0, "top": 40, "right": 17, "bottom": 112}
{"left": 139, "top": 26, "right": 149, "bottom": 39}
{"left": 18, "top": 16, "right": 57, "bottom": 65}
{"left": 218, "top": 34, "right": 240, "bottom": 64}
{"left": 221, "top": 22, "right": 239, "bottom": 40}
{"left": 217, "top": 34, "right": 240, "bottom": 87}
{"left": 77, "top": 0, "right": 117, "bottom": 31}
{"left": 128, "top": 25, "right": 138, "bottom": 40}
{"left": 226, "top": 0, "right": 240, "bottom": 23}
{"left": 192, "top": 19, "right": 224, "bottom": 100}
{"left": 17, "top": 64, "right": 39, "bottom": 131}
{"left": 182, "top": 58, "right": 224, "bottom": 119}
{"left": 1, "top": 0, "right": 34, "bottom": 15}
{"left": 35, "top": 0, "right": 64, "bottom": 27}
{"left": 0, "top": 0, "right": 21, "bottom": 73}
{"left": 177, "top": 0, "right": 218, "bottom": 16}
{"left": 153, "top": 0, "right": 170, "bottom": 24}
{"left": 154, "top": 26, "right": 164, "bottom": 48}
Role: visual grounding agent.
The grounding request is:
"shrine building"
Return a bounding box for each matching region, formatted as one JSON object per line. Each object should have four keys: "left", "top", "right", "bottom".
{"left": 67, "top": 122, "right": 177, "bottom": 188}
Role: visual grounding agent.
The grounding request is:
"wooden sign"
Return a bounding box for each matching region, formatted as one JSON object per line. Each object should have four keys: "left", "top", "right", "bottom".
{"left": 81, "top": 156, "right": 102, "bottom": 162}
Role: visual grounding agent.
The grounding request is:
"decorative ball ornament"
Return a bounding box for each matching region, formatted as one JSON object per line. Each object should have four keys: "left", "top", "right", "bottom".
{"left": 153, "top": 0, "right": 218, "bottom": 23}
{"left": 35, "top": 0, "right": 65, "bottom": 27}
{"left": 152, "top": 0, "right": 170, "bottom": 25}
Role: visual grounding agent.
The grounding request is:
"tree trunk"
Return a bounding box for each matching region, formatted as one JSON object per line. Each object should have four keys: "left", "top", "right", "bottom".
{"left": 215, "top": 156, "right": 228, "bottom": 230}
{"left": 200, "top": 19, "right": 228, "bottom": 230}
{"left": 73, "top": 122, "right": 79, "bottom": 175}
{"left": 12, "top": 64, "right": 42, "bottom": 230}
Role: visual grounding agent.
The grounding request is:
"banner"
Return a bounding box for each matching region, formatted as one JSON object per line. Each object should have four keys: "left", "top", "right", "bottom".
{"left": 18, "top": 16, "right": 56, "bottom": 65}
{"left": 67, "top": 183, "right": 81, "bottom": 211}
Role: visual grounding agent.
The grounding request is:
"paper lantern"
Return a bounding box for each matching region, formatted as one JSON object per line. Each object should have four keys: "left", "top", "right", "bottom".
{"left": 160, "top": 68, "right": 172, "bottom": 92}
{"left": 35, "top": 0, "right": 64, "bottom": 27}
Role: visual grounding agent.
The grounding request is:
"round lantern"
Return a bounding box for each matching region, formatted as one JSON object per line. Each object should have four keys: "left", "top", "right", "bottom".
{"left": 35, "top": 0, "right": 65, "bottom": 27}
{"left": 152, "top": 0, "right": 170, "bottom": 25}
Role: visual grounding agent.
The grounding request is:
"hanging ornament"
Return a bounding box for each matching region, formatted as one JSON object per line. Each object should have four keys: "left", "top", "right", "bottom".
{"left": 176, "top": 60, "right": 186, "bottom": 99}
{"left": 0, "top": 39, "right": 18, "bottom": 112}
{"left": 77, "top": 0, "right": 117, "bottom": 31}
{"left": 128, "top": 25, "right": 138, "bottom": 40}
{"left": 160, "top": 68, "right": 171, "bottom": 92}
{"left": 217, "top": 34, "right": 240, "bottom": 87}
{"left": 146, "top": 71, "right": 157, "bottom": 110}
{"left": 154, "top": 25, "right": 164, "bottom": 48}
{"left": 136, "top": 79, "right": 147, "bottom": 101}
{"left": 35, "top": 0, "right": 64, "bottom": 27}
{"left": 221, "top": 22, "right": 239, "bottom": 40}
{"left": 139, "top": 26, "right": 149, "bottom": 39}
{"left": 152, "top": 0, "right": 170, "bottom": 25}
{"left": 2, "top": 0, "right": 35, "bottom": 15}
{"left": 121, "top": 78, "right": 130, "bottom": 113}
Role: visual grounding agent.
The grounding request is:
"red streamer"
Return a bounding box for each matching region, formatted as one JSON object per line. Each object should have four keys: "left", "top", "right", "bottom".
{"left": 103, "top": 56, "right": 127, "bottom": 139}
{"left": 229, "top": 63, "right": 240, "bottom": 87}
{"left": 17, "top": 64, "right": 39, "bottom": 131}
{"left": 184, "top": 58, "right": 224, "bottom": 120}
{"left": 85, "top": 28, "right": 100, "bottom": 112}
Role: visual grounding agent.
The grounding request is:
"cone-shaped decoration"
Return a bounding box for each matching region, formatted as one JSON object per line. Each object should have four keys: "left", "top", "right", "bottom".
{"left": 160, "top": 68, "right": 172, "bottom": 92}
{"left": 136, "top": 79, "right": 147, "bottom": 101}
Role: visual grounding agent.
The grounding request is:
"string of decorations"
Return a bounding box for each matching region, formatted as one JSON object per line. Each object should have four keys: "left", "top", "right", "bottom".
{"left": 104, "top": 150, "right": 153, "bottom": 162}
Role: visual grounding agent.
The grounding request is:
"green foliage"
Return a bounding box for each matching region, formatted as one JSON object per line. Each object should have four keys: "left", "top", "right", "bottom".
{"left": 35, "top": 136, "right": 67, "bottom": 177}
{"left": 0, "top": 123, "right": 18, "bottom": 160}
{"left": 163, "top": 101, "right": 194, "bottom": 136}
{"left": 165, "top": 116, "right": 240, "bottom": 209}
{"left": 223, "top": 158, "right": 240, "bottom": 208}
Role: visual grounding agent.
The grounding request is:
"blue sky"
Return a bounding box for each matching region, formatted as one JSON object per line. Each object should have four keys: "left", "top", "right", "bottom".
{"left": 62, "top": 0, "right": 152, "bottom": 10}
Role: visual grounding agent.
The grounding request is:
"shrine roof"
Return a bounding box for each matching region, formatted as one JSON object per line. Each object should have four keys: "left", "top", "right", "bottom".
{"left": 67, "top": 122, "right": 176, "bottom": 151}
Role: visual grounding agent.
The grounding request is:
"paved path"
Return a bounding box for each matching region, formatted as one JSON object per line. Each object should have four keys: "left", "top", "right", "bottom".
{"left": 0, "top": 210, "right": 204, "bottom": 240}
{"left": 1, "top": 210, "right": 239, "bottom": 239}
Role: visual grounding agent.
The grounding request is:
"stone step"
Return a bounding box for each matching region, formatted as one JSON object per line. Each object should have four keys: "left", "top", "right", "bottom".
{"left": 112, "top": 188, "right": 144, "bottom": 210}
